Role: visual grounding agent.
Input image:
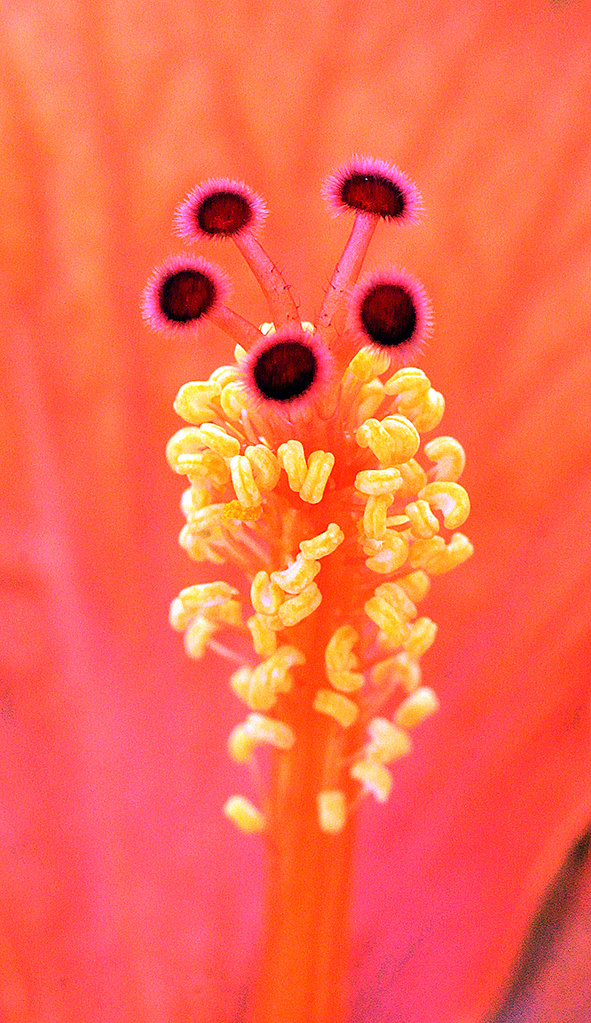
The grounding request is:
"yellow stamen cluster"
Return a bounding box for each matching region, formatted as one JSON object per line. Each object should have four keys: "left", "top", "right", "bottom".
{"left": 168, "top": 347, "right": 473, "bottom": 835}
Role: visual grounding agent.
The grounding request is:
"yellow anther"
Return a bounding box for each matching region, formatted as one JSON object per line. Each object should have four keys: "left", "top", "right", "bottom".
{"left": 364, "top": 531, "right": 409, "bottom": 574}
{"left": 424, "top": 436, "right": 466, "bottom": 482}
{"left": 222, "top": 500, "right": 263, "bottom": 522}
{"left": 403, "top": 617, "right": 438, "bottom": 659}
{"left": 223, "top": 795, "right": 265, "bottom": 833}
{"left": 178, "top": 524, "right": 210, "bottom": 563}
{"left": 184, "top": 617, "right": 217, "bottom": 659}
{"left": 395, "top": 570, "right": 431, "bottom": 604}
{"left": 227, "top": 724, "right": 256, "bottom": 763}
{"left": 272, "top": 644, "right": 306, "bottom": 671}
{"left": 317, "top": 790, "right": 347, "bottom": 834}
{"left": 182, "top": 450, "right": 230, "bottom": 487}
{"left": 233, "top": 343, "right": 247, "bottom": 363}
{"left": 313, "top": 689, "right": 359, "bottom": 727}
{"left": 247, "top": 664, "right": 279, "bottom": 712}
{"left": 357, "top": 378, "right": 386, "bottom": 421}
{"left": 244, "top": 713, "right": 296, "bottom": 749}
{"left": 209, "top": 364, "right": 241, "bottom": 389}
{"left": 250, "top": 571, "right": 284, "bottom": 615}
{"left": 384, "top": 366, "right": 431, "bottom": 400}
{"left": 299, "top": 522, "right": 345, "bottom": 559}
{"left": 299, "top": 450, "right": 335, "bottom": 504}
{"left": 405, "top": 388, "right": 445, "bottom": 432}
{"left": 198, "top": 423, "right": 241, "bottom": 459}
{"left": 230, "top": 454, "right": 262, "bottom": 508}
{"left": 364, "top": 595, "right": 409, "bottom": 647}
{"left": 166, "top": 427, "right": 204, "bottom": 472}
{"left": 418, "top": 482, "right": 470, "bottom": 529}
{"left": 380, "top": 415, "right": 421, "bottom": 464}
{"left": 259, "top": 321, "right": 275, "bottom": 335}
{"left": 212, "top": 599, "right": 243, "bottom": 627}
{"left": 220, "top": 381, "right": 248, "bottom": 421}
{"left": 371, "top": 651, "right": 422, "bottom": 692}
{"left": 355, "top": 418, "right": 389, "bottom": 461}
{"left": 409, "top": 532, "right": 474, "bottom": 574}
{"left": 326, "top": 668, "right": 365, "bottom": 692}
{"left": 366, "top": 718, "right": 412, "bottom": 763}
{"left": 350, "top": 760, "right": 393, "bottom": 803}
{"left": 363, "top": 494, "right": 393, "bottom": 540}
{"left": 230, "top": 665, "right": 253, "bottom": 703}
{"left": 347, "top": 345, "right": 391, "bottom": 382}
{"left": 278, "top": 582, "right": 322, "bottom": 627}
{"left": 405, "top": 499, "right": 440, "bottom": 539}
{"left": 395, "top": 459, "right": 428, "bottom": 501}
{"left": 271, "top": 554, "right": 321, "bottom": 595}
{"left": 277, "top": 440, "right": 308, "bottom": 492}
{"left": 174, "top": 381, "right": 220, "bottom": 424}
{"left": 247, "top": 614, "right": 278, "bottom": 658}
{"left": 170, "top": 581, "right": 239, "bottom": 630}
{"left": 244, "top": 444, "right": 281, "bottom": 491}
{"left": 355, "top": 467, "right": 402, "bottom": 496}
{"left": 373, "top": 581, "right": 417, "bottom": 622}
{"left": 181, "top": 486, "right": 211, "bottom": 519}
{"left": 394, "top": 687, "right": 440, "bottom": 729}
{"left": 325, "top": 624, "right": 359, "bottom": 672}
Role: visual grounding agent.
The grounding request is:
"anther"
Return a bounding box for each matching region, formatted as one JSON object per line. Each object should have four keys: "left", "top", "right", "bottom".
{"left": 243, "top": 713, "right": 296, "bottom": 750}
{"left": 250, "top": 571, "right": 284, "bottom": 615}
{"left": 394, "top": 687, "right": 440, "bottom": 729}
{"left": 313, "top": 689, "right": 359, "bottom": 727}
{"left": 364, "top": 595, "right": 409, "bottom": 647}
{"left": 366, "top": 717, "right": 412, "bottom": 763}
{"left": 350, "top": 759, "right": 393, "bottom": 802}
{"left": 223, "top": 795, "right": 266, "bottom": 833}
{"left": 278, "top": 583, "right": 322, "bottom": 627}
{"left": 317, "top": 790, "right": 347, "bottom": 834}
{"left": 424, "top": 436, "right": 466, "bottom": 482}
{"left": 271, "top": 554, "right": 321, "bottom": 595}
{"left": 299, "top": 523, "right": 344, "bottom": 559}
{"left": 418, "top": 482, "right": 471, "bottom": 529}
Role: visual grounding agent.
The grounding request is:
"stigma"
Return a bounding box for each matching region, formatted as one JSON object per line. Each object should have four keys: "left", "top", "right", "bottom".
{"left": 147, "top": 157, "right": 473, "bottom": 836}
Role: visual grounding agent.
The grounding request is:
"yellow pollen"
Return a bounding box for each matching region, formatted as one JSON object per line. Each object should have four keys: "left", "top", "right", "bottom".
{"left": 220, "top": 380, "right": 248, "bottom": 421}
{"left": 271, "top": 554, "right": 321, "bottom": 594}
{"left": 362, "top": 493, "right": 394, "bottom": 540}
{"left": 247, "top": 614, "right": 278, "bottom": 657}
{"left": 357, "top": 378, "right": 386, "bottom": 421}
{"left": 278, "top": 582, "right": 322, "bottom": 627}
{"left": 394, "top": 686, "right": 440, "bottom": 729}
{"left": 325, "top": 624, "right": 359, "bottom": 672}
{"left": 299, "top": 522, "right": 344, "bottom": 559}
{"left": 198, "top": 422, "right": 241, "bottom": 459}
{"left": 244, "top": 444, "right": 282, "bottom": 491}
{"left": 397, "top": 570, "right": 430, "bottom": 603}
{"left": 244, "top": 713, "right": 296, "bottom": 749}
{"left": 424, "top": 435, "right": 466, "bottom": 482}
{"left": 222, "top": 500, "right": 263, "bottom": 522}
{"left": 384, "top": 366, "right": 430, "bottom": 401}
{"left": 166, "top": 426, "right": 204, "bottom": 472}
{"left": 366, "top": 717, "right": 412, "bottom": 763}
{"left": 364, "top": 595, "right": 409, "bottom": 647}
{"left": 227, "top": 724, "right": 257, "bottom": 762}
{"left": 371, "top": 650, "right": 422, "bottom": 692}
{"left": 209, "top": 364, "right": 241, "bottom": 389}
{"left": 233, "top": 343, "right": 247, "bottom": 363}
{"left": 251, "top": 571, "right": 284, "bottom": 615}
{"left": 174, "top": 381, "right": 220, "bottom": 424}
{"left": 223, "top": 795, "right": 266, "bottom": 833}
{"left": 277, "top": 440, "right": 308, "bottom": 492}
{"left": 405, "top": 499, "right": 440, "bottom": 539}
{"left": 355, "top": 467, "right": 402, "bottom": 496}
{"left": 347, "top": 345, "right": 391, "bottom": 382}
{"left": 373, "top": 581, "right": 417, "bottom": 622}
{"left": 403, "top": 617, "right": 438, "bottom": 658}
{"left": 350, "top": 759, "right": 393, "bottom": 802}
{"left": 395, "top": 458, "right": 428, "bottom": 501}
{"left": 418, "top": 481, "right": 470, "bottom": 529}
{"left": 409, "top": 533, "right": 474, "bottom": 574}
{"left": 313, "top": 689, "right": 359, "bottom": 727}
{"left": 363, "top": 531, "right": 409, "bottom": 574}
{"left": 184, "top": 617, "right": 217, "bottom": 659}
{"left": 183, "top": 450, "right": 230, "bottom": 488}
{"left": 230, "top": 454, "right": 262, "bottom": 507}
{"left": 317, "top": 790, "right": 347, "bottom": 834}
{"left": 404, "top": 388, "right": 445, "bottom": 432}
{"left": 230, "top": 666, "right": 253, "bottom": 704}
{"left": 299, "top": 450, "right": 335, "bottom": 504}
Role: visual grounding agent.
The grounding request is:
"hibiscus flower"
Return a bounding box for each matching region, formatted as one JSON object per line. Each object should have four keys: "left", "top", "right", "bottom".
{"left": 1, "top": 3, "right": 590, "bottom": 1022}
